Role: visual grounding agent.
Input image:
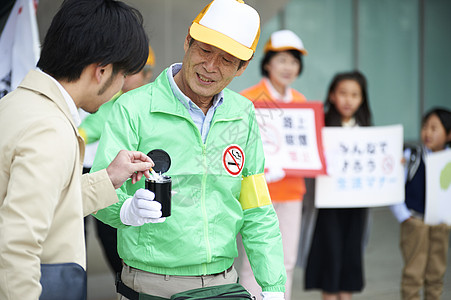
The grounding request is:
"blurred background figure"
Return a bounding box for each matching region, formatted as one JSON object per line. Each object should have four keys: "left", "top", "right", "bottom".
{"left": 121, "top": 45, "right": 155, "bottom": 95}
{"left": 390, "top": 108, "right": 451, "bottom": 300}
{"left": 78, "top": 45, "right": 156, "bottom": 277}
{"left": 304, "top": 71, "right": 372, "bottom": 300}
{"left": 238, "top": 29, "right": 308, "bottom": 300}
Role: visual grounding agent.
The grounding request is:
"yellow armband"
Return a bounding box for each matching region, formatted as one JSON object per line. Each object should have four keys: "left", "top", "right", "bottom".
{"left": 239, "top": 173, "right": 272, "bottom": 210}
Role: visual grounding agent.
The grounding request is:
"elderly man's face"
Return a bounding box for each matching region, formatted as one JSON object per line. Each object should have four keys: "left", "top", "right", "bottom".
{"left": 178, "top": 37, "right": 248, "bottom": 103}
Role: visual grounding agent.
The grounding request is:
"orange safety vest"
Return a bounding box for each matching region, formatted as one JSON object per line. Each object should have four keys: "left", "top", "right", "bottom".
{"left": 241, "top": 79, "right": 306, "bottom": 202}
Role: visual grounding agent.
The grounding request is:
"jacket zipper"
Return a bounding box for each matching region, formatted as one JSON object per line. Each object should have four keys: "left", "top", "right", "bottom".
{"left": 200, "top": 143, "right": 210, "bottom": 274}
{"left": 198, "top": 117, "right": 243, "bottom": 274}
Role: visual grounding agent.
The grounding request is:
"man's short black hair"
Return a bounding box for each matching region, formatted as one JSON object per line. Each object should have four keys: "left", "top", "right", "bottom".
{"left": 37, "top": 0, "right": 149, "bottom": 82}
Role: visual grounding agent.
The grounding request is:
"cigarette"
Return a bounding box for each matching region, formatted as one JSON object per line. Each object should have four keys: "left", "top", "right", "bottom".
{"left": 149, "top": 167, "right": 160, "bottom": 181}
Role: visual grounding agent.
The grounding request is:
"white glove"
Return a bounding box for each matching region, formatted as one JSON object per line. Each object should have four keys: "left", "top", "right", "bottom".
{"left": 261, "top": 292, "right": 285, "bottom": 300}
{"left": 120, "top": 188, "right": 166, "bottom": 226}
{"left": 264, "top": 167, "right": 286, "bottom": 183}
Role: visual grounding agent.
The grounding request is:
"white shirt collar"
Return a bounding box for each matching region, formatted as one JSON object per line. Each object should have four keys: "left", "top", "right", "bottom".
{"left": 342, "top": 117, "right": 357, "bottom": 127}
{"left": 263, "top": 77, "right": 293, "bottom": 103}
{"left": 38, "top": 69, "right": 81, "bottom": 127}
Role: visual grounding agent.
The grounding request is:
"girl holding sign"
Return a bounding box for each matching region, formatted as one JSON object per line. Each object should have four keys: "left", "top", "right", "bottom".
{"left": 238, "top": 29, "right": 308, "bottom": 300}
{"left": 390, "top": 108, "right": 451, "bottom": 300}
{"left": 305, "top": 71, "right": 372, "bottom": 300}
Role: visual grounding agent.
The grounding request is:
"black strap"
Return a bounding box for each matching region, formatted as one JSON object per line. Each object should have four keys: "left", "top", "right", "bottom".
{"left": 116, "top": 272, "right": 139, "bottom": 300}
{"left": 115, "top": 272, "right": 169, "bottom": 300}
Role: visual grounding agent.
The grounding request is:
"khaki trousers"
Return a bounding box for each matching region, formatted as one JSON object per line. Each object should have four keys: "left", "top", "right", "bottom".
{"left": 400, "top": 217, "right": 450, "bottom": 300}
{"left": 120, "top": 264, "right": 238, "bottom": 299}
{"left": 237, "top": 201, "right": 301, "bottom": 300}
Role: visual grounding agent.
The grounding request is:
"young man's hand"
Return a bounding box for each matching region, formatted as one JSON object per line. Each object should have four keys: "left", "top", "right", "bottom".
{"left": 106, "top": 150, "right": 153, "bottom": 189}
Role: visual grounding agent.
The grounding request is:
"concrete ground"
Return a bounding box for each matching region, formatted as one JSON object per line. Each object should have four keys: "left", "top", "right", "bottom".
{"left": 86, "top": 207, "right": 451, "bottom": 300}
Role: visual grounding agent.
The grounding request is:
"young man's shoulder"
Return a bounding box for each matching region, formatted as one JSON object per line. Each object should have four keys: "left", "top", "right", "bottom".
{"left": 1, "top": 86, "right": 68, "bottom": 124}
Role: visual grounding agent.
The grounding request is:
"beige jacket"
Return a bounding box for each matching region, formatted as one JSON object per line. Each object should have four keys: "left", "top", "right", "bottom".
{"left": 0, "top": 70, "right": 118, "bottom": 299}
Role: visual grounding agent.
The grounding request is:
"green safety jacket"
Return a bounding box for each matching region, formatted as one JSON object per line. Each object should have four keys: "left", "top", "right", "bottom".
{"left": 78, "top": 92, "right": 122, "bottom": 144}
{"left": 92, "top": 68, "right": 286, "bottom": 292}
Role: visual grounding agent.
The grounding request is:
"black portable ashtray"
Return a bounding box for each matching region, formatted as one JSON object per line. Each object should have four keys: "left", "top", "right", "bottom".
{"left": 146, "top": 149, "right": 172, "bottom": 217}
{"left": 145, "top": 175, "right": 172, "bottom": 217}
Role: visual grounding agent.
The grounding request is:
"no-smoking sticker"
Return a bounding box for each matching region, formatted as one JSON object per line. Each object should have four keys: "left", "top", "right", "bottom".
{"left": 222, "top": 144, "right": 245, "bottom": 177}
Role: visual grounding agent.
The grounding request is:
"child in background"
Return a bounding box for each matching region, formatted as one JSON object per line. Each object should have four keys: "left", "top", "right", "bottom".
{"left": 304, "top": 71, "right": 372, "bottom": 300}
{"left": 239, "top": 29, "right": 308, "bottom": 300}
{"left": 390, "top": 108, "right": 451, "bottom": 300}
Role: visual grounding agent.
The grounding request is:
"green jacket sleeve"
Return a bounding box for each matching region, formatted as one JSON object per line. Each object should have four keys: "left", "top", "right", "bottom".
{"left": 78, "top": 96, "right": 118, "bottom": 144}
{"left": 90, "top": 94, "right": 141, "bottom": 228}
{"left": 239, "top": 104, "right": 287, "bottom": 293}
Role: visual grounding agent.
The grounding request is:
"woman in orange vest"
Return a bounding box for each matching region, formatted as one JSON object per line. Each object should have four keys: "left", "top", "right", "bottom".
{"left": 238, "top": 29, "right": 308, "bottom": 300}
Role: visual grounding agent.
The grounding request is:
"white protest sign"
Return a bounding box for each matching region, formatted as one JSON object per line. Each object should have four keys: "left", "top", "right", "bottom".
{"left": 424, "top": 149, "right": 451, "bottom": 225}
{"left": 315, "top": 125, "right": 404, "bottom": 208}
{"left": 254, "top": 102, "right": 326, "bottom": 177}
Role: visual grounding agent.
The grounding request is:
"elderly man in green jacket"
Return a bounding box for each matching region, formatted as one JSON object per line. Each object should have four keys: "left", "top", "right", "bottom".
{"left": 92, "top": 1, "right": 286, "bottom": 299}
